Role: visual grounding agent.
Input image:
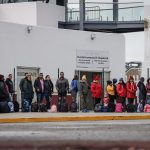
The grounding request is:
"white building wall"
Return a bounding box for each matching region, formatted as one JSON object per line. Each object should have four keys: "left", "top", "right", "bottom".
{"left": 0, "top": 2, "right": 37, "bottom": 25}
{"left": 37, "top": 2, "right": 65, "bottom": 27}
{"left": 0, "top": 22, "right": 125, "bottom": 83}
{"left": 0, "top": 2, "right": 65, "bottom": 27}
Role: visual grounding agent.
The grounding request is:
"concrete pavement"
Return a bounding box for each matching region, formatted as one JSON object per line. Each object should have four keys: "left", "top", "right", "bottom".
{"left": 0, "top": 112, "right": 150, "bottom": 123}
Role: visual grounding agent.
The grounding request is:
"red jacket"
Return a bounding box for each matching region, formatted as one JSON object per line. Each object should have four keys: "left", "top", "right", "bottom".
{"left": 116, "top": 83, "right": 126, "bottom": 97}
{"left": 146, "top": 83, "right": 150, "bottom": 94}
{"left": 91, "top": 82, "right": 102, "bottom": 99}
{"left": 126, "top": 82, "right": 137, "bottom": 99}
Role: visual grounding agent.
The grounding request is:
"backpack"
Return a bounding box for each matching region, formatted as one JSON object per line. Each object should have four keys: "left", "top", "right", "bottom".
{"left": 144, "top": 104, "right": 150, "bottom": 113}
{"left": 50, "top": 104, "right": 57, "bottom": 113}
{"left": 23, "top": 99, "right": 30, "bottom": 112}
{"left": 137, "top": 102, "right": 143, "bottom": 112}
{"left": 58, "top": 103, "right": 68, "bottom": 112}
{"left": 13, "top": 101, "right": 19, "bottom": 112}
{"left": 70, "top": 102, "right": 77, "bottom": 112}
{"left": 94, "top": 103, "right": 102, "bottom": 112}
{"left": 115, "top": 103, "right": 123, "bottom": 113}
{"left": 31, "top": 102, "right": 38, "bottom": 112}
{"left": 108, "top": 103, "right": 116, "bottom": 112}
{"left": 126, "top": 104, "right": 136, "bottom": 112}
{"left": 39, "top": 103, "right": 47, "bottom": 112}
{"left": 0, "top": 101, "right": 9, "bottom": 113}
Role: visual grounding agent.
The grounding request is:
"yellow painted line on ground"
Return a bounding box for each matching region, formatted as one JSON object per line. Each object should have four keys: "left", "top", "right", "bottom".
{"left": 0, "top": 115, "right": 150, "bottom": 123}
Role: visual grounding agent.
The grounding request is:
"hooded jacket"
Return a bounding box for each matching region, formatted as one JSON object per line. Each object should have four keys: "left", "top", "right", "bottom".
{"left": 126, "top": 81, "right": 137, "bottom": 99}
{"left": 91, "top": 82, "right": 102, "bottom": 99}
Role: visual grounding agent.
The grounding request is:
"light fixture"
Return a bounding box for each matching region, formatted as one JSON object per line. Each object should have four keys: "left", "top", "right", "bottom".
{"left": 91, "top": 33, "right": 96, "bottom": 40}
{"left": 26, "top": 26, "right": 33, "bottom": 34}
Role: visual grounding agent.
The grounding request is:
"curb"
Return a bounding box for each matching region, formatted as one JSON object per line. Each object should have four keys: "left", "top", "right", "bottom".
{"left": 0, "top": 115, "right": 150, "bottom": 123}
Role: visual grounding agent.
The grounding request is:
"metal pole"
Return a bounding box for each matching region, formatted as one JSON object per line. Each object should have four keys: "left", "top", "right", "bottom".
{"left": 102, "top": 68, "right": 105, "bottom": 98}
{"left": 65, "top": 0, "right": 68, "bottom": 22}
{"left": 113, "top": 0, "right": 118, "bottom": 22}
{"left": 78, "top": 70, "right": 81, "bottom": 112}
{"left": 80, "top": 0, "right": 85, "bottom": 30}
{"left": 147, "top": 68, "right": 150, "bottom": 79}
{"left": 58, "top": 68, "right": 60, "bottom": 79}
{"left": 13, "top": 68, "right": 15, "bottom": 93}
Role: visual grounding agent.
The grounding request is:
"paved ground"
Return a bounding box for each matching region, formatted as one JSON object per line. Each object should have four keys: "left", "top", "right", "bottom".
{"left": 0, "top": 120, "right": 150, "bottom": 149}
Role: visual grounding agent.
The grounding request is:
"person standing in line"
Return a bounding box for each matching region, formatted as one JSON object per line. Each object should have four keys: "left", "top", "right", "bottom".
{"left": 71, "top": 75, "right": 79, "bottom": 103}
{"left": 116, "top": 78, "right": 126, "bottom": 107}
{"left": 79, "top": 75, "right": 89, "bottom": 112}
{"left": 126, "top": 76, "right": 137, "bottom": 105}
{"left": 34, "top": 73, "right": 45, "bottom": 105}
{"left": 146, "top": 78, "right": 150, "bottom": 100}
{"left": 56, "top": 72, "right": 69, "bottom": 107}
{"left": 19, "top": 72, "right": 28, "bottom": 111}
{"left": 137, "top": 77, "right": 147, "bottom": 107}
{"left": 44, "top": 75, "right": 54, "bottom": 110}
{"left": 22, "top": 74, "right": 34, "bottom": 112}
{"left": 91, "top": 75, "right": 102, "bottom": 108}
{"left": 106, "top": 80, "right": 115, "bottom": 104}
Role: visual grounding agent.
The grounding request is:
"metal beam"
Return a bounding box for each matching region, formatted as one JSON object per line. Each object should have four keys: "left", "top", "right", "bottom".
{"left": 113, "top": 0, "right": 118, "bottom": 22}
{"left": 80, "top": 0, "right": 85, "bottom": 30}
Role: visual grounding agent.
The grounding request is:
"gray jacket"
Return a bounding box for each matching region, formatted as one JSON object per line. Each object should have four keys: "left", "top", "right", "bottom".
{"left": 56, "top": 78, "right": 69, "bottom": 94}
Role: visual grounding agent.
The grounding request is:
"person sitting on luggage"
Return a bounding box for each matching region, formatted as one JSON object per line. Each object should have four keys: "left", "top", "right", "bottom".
{"left": 79, "top": 75, "right": 89, "bottom": 112}
{"left": 103, "top": 93, "right": 109, "bottom": 107}
{"left": 106, "top": 80, "right": 115, "bottom": 104}
{"left": 44, "top": 75, "right": 54, "bottom": 110}
{"left": 126, "top": 76, "right": 137, "bottom": 105}
{"left": 91, "top": 75, "right": 102, "bottom": 109}
{"left": 71, "top": 75, "right": 79, "bottom": 103}
{"left": 56, "top": 72, "right": 69, "bottom": 109}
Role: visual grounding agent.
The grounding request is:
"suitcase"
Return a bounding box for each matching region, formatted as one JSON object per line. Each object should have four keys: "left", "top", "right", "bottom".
{"left": 13, "top": 101, "right": 19, "bottom": 112}
{"left": 115, "top": 103, "right": 123, "bottom": 113}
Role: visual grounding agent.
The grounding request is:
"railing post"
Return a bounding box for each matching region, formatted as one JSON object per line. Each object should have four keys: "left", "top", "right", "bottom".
{"left": 80, "top": 0, "right": 85, "bottom": 30}
{"left": 113, "top": 0, "right": 118, "bottom": 22}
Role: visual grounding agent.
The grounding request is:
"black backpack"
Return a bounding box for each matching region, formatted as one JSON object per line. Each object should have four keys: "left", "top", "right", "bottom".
{"left": 58, "top": 103, "right": 68, "bottom": 112}
{"left": 0, "top": 101, "right": 9, "bottom": 113}
{"left": 126, "top": 104, "right": 136, "bottom": 112}
{"left": 13, "top": 101, "right": 19, "bottom": 112}
{"left": 39, "top": 103, "right": 47, "bottom": 112}
{"left": 70, "top": 102, "right": 77, "bottom": 112}
{"left": 31, "top": 102, "right": 38, "bottom": 112}
{"left": 108, "top": 103, "right": 116, "bottom": 112}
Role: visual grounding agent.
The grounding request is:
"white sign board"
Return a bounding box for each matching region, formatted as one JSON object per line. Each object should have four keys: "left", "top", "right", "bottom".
{"left": 76, "top": 50, "right": 109, "bottom": 69}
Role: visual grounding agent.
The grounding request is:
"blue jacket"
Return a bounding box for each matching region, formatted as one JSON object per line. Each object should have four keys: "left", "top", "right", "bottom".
{"left": 71, "top": 80, "right": 78, "bottom": 92}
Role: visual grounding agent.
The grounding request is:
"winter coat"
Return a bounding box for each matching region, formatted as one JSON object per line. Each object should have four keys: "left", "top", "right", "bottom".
{"left": 71, "top": 79, "right": 78, "bottom": 92}
{"left": 34, "top": 78, "right": 44, "bottom": 93}
{"left": 19, "top": 78, "right": 26, "bottom": 92}
{"left": 0, "top": 80, "right": 9, "bottom": 102}
{"left": 107, "top": 85, "right": 115, "bottom": 96}
{"left": 137, "top": 81, "right": 146, "bottom": 101}
{"left": 44, "top": 80, "right": 54, "bottom": 95}
{"left": 126, "top": 82, "right": 137, "bottom": 99}
{"left": 5, "top": 78, "right": 14, "bottom": 94}
{"left": 91, "top": 82, "right": 102, "bottom": 99}
{"left": 56, "top": 78, "right": 69, "bottom": 94}
{"left": 22, "top": 79, "right": 34, "bottom": 99}
{"left": 116, "top": 83, "right": 126, "bottom": 97}
{"left": 146, "top": 83, "right": 150, "bottom": 94}
{"left": 79, "top": 81, "right": 89, "bottom": 95}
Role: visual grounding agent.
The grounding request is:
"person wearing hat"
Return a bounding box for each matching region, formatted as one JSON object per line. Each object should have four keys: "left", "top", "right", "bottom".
{"left": 137, "top": 77, "right": 146, "bottom": 107}
{"left": 126, "top": 76, "right": 137, "bottom": 105}
{"left": 116, "top": 78, "right": 126, "bottom": 107}
{"left": 91, "top": 75, "right": 102, "bottom": 109}
{"left": 80, "top": 75, "right": 89, "bottom": 112}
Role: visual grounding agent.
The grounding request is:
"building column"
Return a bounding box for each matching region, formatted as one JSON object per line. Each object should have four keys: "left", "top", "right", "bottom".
{"left": 80, "top": 0, "right": 85, "bottom": 30}
{"left": 113, "top": 0, "right": 118, "bottom": 22}
{"left": 65, "top": 0, "right": 68, "bottom": 22}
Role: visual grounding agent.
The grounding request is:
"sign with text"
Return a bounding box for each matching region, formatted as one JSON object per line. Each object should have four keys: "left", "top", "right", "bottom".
{"left": 76, "top": 50, "right": 109, "bottom": 69}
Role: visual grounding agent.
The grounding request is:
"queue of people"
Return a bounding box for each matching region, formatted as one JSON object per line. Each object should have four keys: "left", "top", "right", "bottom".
{"left": 0, "top": 72, "right": 150, "bottom": 113}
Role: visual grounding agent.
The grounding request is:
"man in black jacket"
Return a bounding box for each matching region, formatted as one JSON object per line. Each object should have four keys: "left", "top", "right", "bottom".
{"left": 5, "top": 74, "right": 14, "bottom": 95}
{"left": 34, "top": 73, "right": 45, "bottom": 105}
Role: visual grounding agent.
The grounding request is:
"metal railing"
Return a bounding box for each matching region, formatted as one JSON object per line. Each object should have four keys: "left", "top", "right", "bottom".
{"left": 67, "top": 2, "right": 144, "bottom": 22}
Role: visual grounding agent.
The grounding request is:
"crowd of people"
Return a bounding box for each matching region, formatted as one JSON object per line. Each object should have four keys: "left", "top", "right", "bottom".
{"left": 0, "top": 71, "right": 150, "bottom": 113}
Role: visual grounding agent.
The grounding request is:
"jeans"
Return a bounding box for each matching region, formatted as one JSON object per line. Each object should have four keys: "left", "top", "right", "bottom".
{"left": 44, "top": 93, "right": 51, "bottom": 109}
{"left": 37, "top": 93, "right": 45, "bottom": 104}
{"left": 80, "top": 94, "right": 88, "bottom": 110}
{"left": 71, "top": 90, "right": 77, "bottom": 103}
{"left": 23, "top": 99, "right": 32, "bottom": 112}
